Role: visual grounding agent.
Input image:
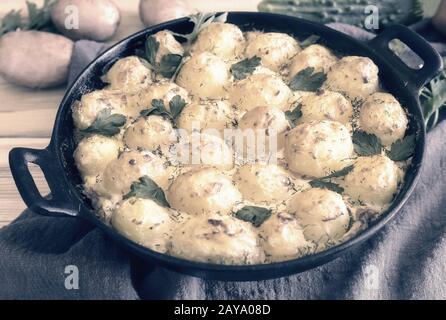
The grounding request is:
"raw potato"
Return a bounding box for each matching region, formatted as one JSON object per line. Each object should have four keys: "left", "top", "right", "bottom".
{"left": 284, "top": 120, "right": 353, "bottom": 177}
{"left": 139, "top": 0, "right": 193, "bottom": 27}
{"left": 170, "top": 214, "right": 263, "bottom": 264}
{"left": 176, "top": 99, "right": 233, "bottom": 133}
{"left": 229, "top": 73, "right": 292, "bottom": 111}
{"left": 298, "top": 90, "right": 353, "bottom": 125}
{"left": 128, "top": 80, "right": 190, "bottom": 118}
{"left": 102, "top": 56, "right": 152, "bottom": 92}
{"left": 343, "top": 155, "right": 400, "bottom": 206}
{"left": 51, "top": 0, "right": 121, "bottom": 41}
{"left": 97, "top": 150, "right": 170, "bottom": 198}
{"left": 74, "top": 134, "right": 122, "bottom": 177}
{"left": 359, "top": 92, "right": 408, "bottom": 146}
{"left": 176, "top": 52, "right": 230, "bottom": 99}
{"left": 288, "top": 44, "right": 337, "bottom": 79}
{"left": 191, "top": 22, "right": 245, "bottom": 60}
{"left": 245, "top": 32, "right": 301, "bottom": 72}
{"left": 168, "top": 168, "right": 242, "bottom": 215}
{"left": 259, "top": 212, "right": 310, "bottom": 261}
{"left": 174, "top": 133, "right": 234, "bottom": 170}
{"left": 287, "top": 188, "right": 350, "bottom": 242}
{"left": 234, "top": 163, "right": 298, "bottom": 203}
{"left": 123, "top": 115, "right": 176, "bottom": 151}
{"left": 325, "top": 56, "right": 379, "bottom": 101}
{"left": 0, "top": 31, "right": 73, "bottom": 88}
{"left": 152, "top": 30, "right": 184, "bottom": 64}
{"left": 72, "top": 89, "right": 128, "bottom": 130}
{"left": 112, "top": 198, "right": 174, "bottom": 253}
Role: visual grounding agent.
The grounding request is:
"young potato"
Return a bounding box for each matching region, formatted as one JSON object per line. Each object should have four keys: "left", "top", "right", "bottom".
{"left": 74, "top": 134, "right": 122, "bottom": 177}
{"left": 127, "top": 80, "right": 190, "bottom": 118}
{"left": 287, "top": 188, "right": 350, "bottom": 242}
{"left": 176, "top": 52, "right": 230, "bottom": 99}
{"left": 358, "top": 92, "right": 408, "bottom": 146}
{"left": 324, "top": 56, "right": 379, "bottom": 101}
{"left": 343, "top": 155, "right": 400, "bottom": 206}
{"left": 245, "top": 32, "right": 301, "bottom": 72}
{"left": 170, "top": 213, "right": 263, "bottom": 264}
{"left": 123, "top": 115, "right": 176, "bottom": 151}
{"left": 0, "top": 31, "right": 73, "bottom": 88}
{"left": 174, "top": 133, "right": 234, "bottom": 170}
{"left": 112, "top": 198, "right": 174, "bottom": 253}
{"left": 234, "top": 163, "right": 302, "bottom": 203}
{"left": 284, "top": 120, "right": 353, "bottom": 178}
{"left": 298, "top": 90, "right": 353, "bottom": 125}
{"left": 229, "top": 73, "right": 292, "bottom": 111}
{"left": 176, "top": 99, "right": 233, "bottom": 133}
{"left": 168, "top": 168, "right": 242, "bottom": 216}
{"left": 51, "top": 0, "right": 121, "bottom": 41}
{"left": 259, "top": 212, "right": 310, "bottom": 261}
{"left": 72, "top": 89, "right": 128, "bottom": 130}
{"left": 96, "top": 150, "right": 170, "bottom": 198}
{"left": 191, "top": 22, "right": 245, "bottom": 60}
{"left": 288, "top": 44, "right": 337, "bottom": 79}
{"left": 102, "top": 56, "right": 152, "bottom": 93}
{"left": 152, "top": 30, "right": 184, "bottom": 64}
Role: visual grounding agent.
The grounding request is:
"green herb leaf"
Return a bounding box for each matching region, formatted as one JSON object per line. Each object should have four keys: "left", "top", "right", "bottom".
{"left": 169, "top": 95, "right": 187, "bottom": 119}
{"left": 171, "top": 12, "right": 228, "bottom": 45}
{"left": 386, "top": 134, "right": 416, "bottom": 161}
{"left": 82, "top": 109, "right": 126, "bottom": 136}
{"left": 285, "top": 103, "right": 302, "bottom": 128}
{"left": 234, "top": 206, "right": 272, "bottom": 227}
{"left": 123, "top": 176, "right": 170, "bottom": 207}
{"left": 230, "top": 56, "right": 261, "bottom": 80}
{"left": 421, "top": 68, "right": 446, "bottom": 130}
{"left": 158, "top": 54, "right": 183, "bottom": 78}
{"left": 322, "top": 165, "right": 354, "bottom": 179}
{"left": 309, "top": 180, "right": 344, "bottom": 194}
{"left": 352, "top": 130, "right": 382, "bottom": 156}
{"left": 140, "top": 99, "right": 172, "bottom": 119}
{"left": 0, "top": 10, "right": 23, "bottom": 35}
{"left": 300, "top": 34, "right": 320, "bottom": 48}
{"left": 145, "top": 36, "right": 159, "bottom": 66}
{"left": 289, "top": 67, "right": 327, "bottom": 91}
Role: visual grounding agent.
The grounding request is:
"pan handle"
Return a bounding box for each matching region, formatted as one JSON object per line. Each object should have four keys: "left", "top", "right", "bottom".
{"left": 9, "top": 147, "right": 79, "bottom": 217}
{"left": 369, "top": 24, "right": 443, "bottom": 92}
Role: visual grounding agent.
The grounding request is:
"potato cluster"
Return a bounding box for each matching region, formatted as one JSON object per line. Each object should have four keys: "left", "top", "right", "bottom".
{"left": 72, "top": 21, "right": 410, "bottom": 265}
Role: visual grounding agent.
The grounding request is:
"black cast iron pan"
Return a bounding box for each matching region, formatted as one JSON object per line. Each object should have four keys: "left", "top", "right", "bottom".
{"left": 8, "top": 12, "right": 443, "bottom": 281}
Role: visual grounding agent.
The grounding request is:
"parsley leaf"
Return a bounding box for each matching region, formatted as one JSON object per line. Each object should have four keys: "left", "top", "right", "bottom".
{"left": 322, "top": 165, "right": 354, "bottom": 179}
{"left": 169, "top": 95, "right": 187, "bottom": 119}
{"left": 300, "top": 34, "right": 320, "bottom": 48}
{"left": 309, "top": 180, "right": 344, "bottom": 194}
{"left": 352, "top": 131, "right": 382, "bottom": 156}
{"left": 234, "top": 206, "right": 272, "bottom": 227}
{"left": 285, "top": 103, "right": 302, "bottom": 128}
{"left": 123, "top": 176, "right": 170, "bottom": 207}
{"left": 144, "top": 36, "right": 183, "bottom": 78}
{"left": 0, "top": 10, "right": 22, "bottom": 35}
{"left": 230, "top": 56, "right": 261, "bottom": 80}
{"left": 289, "top": 67, "right": 327, "bottom": 91}
{"left": 386, "top": 134, "right": 416, "bottom": 161}
{"left": 145, "top": 36, "right": 159, "bottom": 66}
{"left": 82, "top": 109, "right": 126, "bottom": 136}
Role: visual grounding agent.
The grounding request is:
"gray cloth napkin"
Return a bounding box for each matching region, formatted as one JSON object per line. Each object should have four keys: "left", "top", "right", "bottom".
{"left": 1, "top": 24, "right": 446, "bottom": 300}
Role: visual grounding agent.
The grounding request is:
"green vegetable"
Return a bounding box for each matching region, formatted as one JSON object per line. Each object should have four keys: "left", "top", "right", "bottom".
{"left": 230, "top": 56, "right": 261, "bottom": 80}
{"left": 258, "top": 0, "right": 424, "bottom": 29}
{"left": 309, "top": 165, "right": 354, "bottom": 194}
{"left": 285, "top": 103, "right": 302, "bottom": 128}
{"left": 386, "top": 134, "right": 416, "bottom": 161}
{"left": 82, "top": 109, "right": 126, "bottom": 136}
{"left": 140, "top": 95, "right": 186, "bottom": 120}
{"left": 421, "top": 67, "right": 446, "bottom": 130}
{"left": 171, "top": 12, "right": 228, "bottom": 45}
{"left": 233, "top": 206, "right": 272, "bottom": 227}
{"left": 352, "top": 131, "right": 382, "bottom": 156}
{"left": 300, "top": 34, "right": 320, "bottom": 48}
{"left": 289, "top": 67, "right": 326, "bottom": 91}
{"left": 123, "top": 176, "right": 170, "bottom": 207}
{"left": 144, "top": 36, "right": 183, "bottom": 78}
{"left": 0, "top": 0, "right": 57, "bottom": 36}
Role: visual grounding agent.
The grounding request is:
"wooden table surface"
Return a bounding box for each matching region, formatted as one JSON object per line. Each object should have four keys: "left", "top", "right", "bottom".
{"left": 0, "top": 0, "right": 259, "bottom": 227}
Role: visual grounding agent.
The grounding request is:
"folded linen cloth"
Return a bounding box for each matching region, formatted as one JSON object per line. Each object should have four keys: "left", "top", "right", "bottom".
{"left": 1, "top": 23, "right": 446, "bottom": 300}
